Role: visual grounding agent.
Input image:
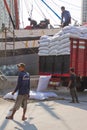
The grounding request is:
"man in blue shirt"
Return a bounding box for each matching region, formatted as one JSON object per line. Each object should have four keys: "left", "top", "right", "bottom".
{"left": 6, "top": 63, "right": 30, "bottom": 121}
{"left": 61, "top": 6, "right": 71, "bottom": 27}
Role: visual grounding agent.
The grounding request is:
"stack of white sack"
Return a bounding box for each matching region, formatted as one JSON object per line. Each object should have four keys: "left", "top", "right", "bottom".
{"left": 48, "top": 36, "right": 60, "bottom": 55}
{"left": 38, "top": 25, "right": 87, "bottom": 56}
{"left": 3, "top": 75, "right": 58, "bottom": 100}
{"left": 48, "top": 26, "right": 81, "bottom": 56}
{"left": 3, "top": 90, "right": 58, "bottom": 100}
{"left": 38, "top": 35, "right": 52, "bottom": 56}
{"left": 57, "top": 33, "right": 70, "bottom": 55}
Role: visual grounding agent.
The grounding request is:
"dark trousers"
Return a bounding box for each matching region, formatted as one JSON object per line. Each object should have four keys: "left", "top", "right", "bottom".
{"left": 70, "top": 87, "right": 79, "bottom": 102}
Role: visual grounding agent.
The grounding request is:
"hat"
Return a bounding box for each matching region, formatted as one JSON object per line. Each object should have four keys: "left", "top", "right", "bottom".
{"left": 17, "top": 63, "right": 25, "bottom": 68}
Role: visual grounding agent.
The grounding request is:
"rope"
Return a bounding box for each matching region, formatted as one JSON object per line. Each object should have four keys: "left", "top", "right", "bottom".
{"left": 24, "top": 0, "right": 33, "bottom": 17}
{"left": 1, "top": 1, "right": 9, "bottom": 26}
{"left": 57, "top": 0, "right": 81, "bottom": 8}
{"left": 19, "top": 0, "right": 24, "bottom": 28}
{"left": 50, "top": 0, "right": 81, "bottom": 24}
{"left": 29, "top": 5, "right": 33, "bottom": 18}
{"left": 34, "top": 0, "right": 46, "bottom": 18}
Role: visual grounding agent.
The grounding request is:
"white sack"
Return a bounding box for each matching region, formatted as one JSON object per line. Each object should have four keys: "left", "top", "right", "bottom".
{"left": 3, "top": 90, "right": 58, "bottom": 100}
{"left": 38, "top": 52, "right": 49, "bottom": 56}
{"left": 39, "top": 50, "right": 49, "bottom": 54}
{"left": 37, "top": 75, "right": 51, "bottom": 92}
{"left": 54, "top": 30, "right": 64, "bottom": 36}
{"left": 49, "top": 50, "right": 58, "bottom": 55}
{"left": 51, "top": 35, "right": 61, "bottom": 42}
{"left": 3, "top": 92, "right": 18, "bottom": 100}
{"left": 39, "top": 46, "right": 49, "bottom": 51}
{"left": 59, "top": 34, "right": 70, "bottom": 40}
{"left": 30, "top": 91, "right": 48, "bottom": 100}
{"left": 49, "top": 45, "right": 59, "bottom": 52}
{"left": 40, "top": 35, "right": 51, "bottom": 40}
{"left": 39, "top": 42, "right": 49, "bottom": 47}
{"left": 49, "top": 40, "right": 60, "bottom": 48}
{"left": 60, "top": 38, "right": 70, "bottom": 45}
{"left": 62, "top": 25, "right": 73, "bottom": 31}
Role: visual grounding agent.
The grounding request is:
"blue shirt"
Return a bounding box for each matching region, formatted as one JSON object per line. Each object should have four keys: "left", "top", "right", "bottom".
{"left": 14, "top": 71, "right": 30, "bottom": 95}
{"left": 61, "top": 10, "right": 71, "bottom": 24}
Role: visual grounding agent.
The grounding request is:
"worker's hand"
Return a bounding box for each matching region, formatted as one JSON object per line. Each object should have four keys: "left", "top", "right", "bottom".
{"left": 12, "top": 91, "right": 15, "bottom": 95}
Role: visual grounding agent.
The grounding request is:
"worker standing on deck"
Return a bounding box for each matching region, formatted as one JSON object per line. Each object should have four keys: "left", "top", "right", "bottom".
{"left": 68, "top": 68, "right": 79, "bottom": 103}
{"left": 28, "top": 18, "right": 37, "bottom": 29}
{"left": 61, "top": 6, "right": 71, "bottom": 27}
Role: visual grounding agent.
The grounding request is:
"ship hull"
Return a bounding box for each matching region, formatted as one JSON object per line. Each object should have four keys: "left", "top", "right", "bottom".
{"left": 0, "top": 48, "right": 39, "bottom": 75}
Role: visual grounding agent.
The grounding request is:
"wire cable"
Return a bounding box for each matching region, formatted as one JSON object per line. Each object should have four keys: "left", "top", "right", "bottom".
{"left": 24, "top": 0, "right": 33, "bottom": 16}
{"left": 34, "top": 0, "right": 46, "bottom": 18}
{"left": 57, "top": 0, "right": 81, "bottom": 8}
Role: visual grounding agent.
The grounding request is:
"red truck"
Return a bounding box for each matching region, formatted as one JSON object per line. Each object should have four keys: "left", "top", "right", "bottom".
{"left": 39, "top": 37, "right": 87, "bottom": 91}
